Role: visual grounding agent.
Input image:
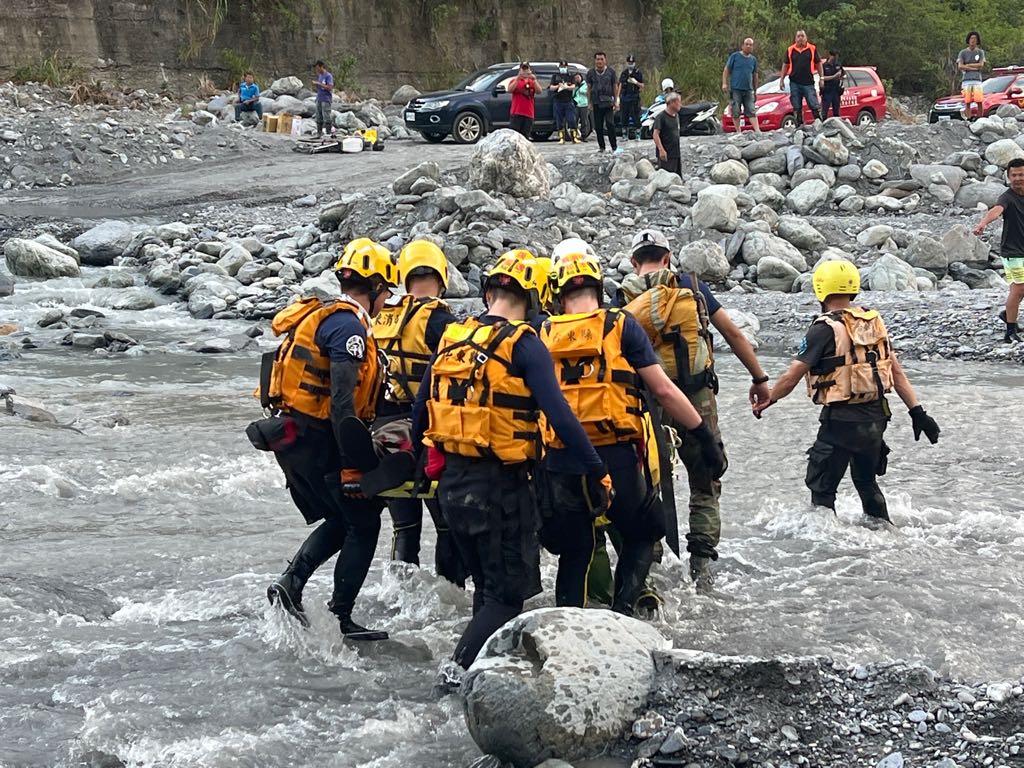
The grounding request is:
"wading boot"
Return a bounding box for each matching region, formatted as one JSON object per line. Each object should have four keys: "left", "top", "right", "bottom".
{"left": 689, "top": 555, "right": 715, "bottom": 594}
{"left": 634, "top": 587, "right": 663, "bottom": 620}
{"left": 999, "top": 310, "right": 1021, "bottom": 342}
{"left": 572, "top": 129, "right": 581, "bottom": 144}
{"left": 337, "top": 614, "right": 389, "bottom": 642}
{"left": 558, "top": 129, "right": 565, "bottom": 145}
{"left": 267, "top": 560, "right": 313, "bottom": 628}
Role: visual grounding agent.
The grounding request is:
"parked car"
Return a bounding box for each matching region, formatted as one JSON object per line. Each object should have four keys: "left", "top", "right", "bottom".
{"left": 404, "top": 62, "right": 591, "bottom": 144}
{"left": 721, "top": 66, "right": 887, "bottom": 132}
{"left": 929, "top": 67, "right": 1024, "bottom": 122}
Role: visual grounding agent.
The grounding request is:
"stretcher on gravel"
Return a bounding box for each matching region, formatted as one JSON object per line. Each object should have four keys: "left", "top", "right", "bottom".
{"left": 293, "top": 131, "right": 386, "bottom": 155}
{"left": 337, "top": 416, "right": 436, "bottom": 499}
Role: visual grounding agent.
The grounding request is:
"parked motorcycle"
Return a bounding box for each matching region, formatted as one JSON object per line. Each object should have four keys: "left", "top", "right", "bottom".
{"left": 640, "top": 99, "right": 719, "bottom": 138}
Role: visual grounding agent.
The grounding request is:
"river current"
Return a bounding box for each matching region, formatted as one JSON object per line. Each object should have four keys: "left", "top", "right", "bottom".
{"left": 2, "top": 274, "right": 1023, "bottom": 767}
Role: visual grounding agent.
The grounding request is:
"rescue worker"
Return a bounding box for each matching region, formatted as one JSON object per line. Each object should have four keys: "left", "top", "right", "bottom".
{"left": 373, "top": 240, "right": 465, "bottom": 586}
{"left": 263, "top": 238, "right": 398, "bottom": 640}
{"left": 538, "top": 248, "right": 726, "bottom": 613}
{"left": 754, "top": 260, "right": 941, "bottom": 523}
{"left": 617, "top": 229, "right": 771, "bottom": 592}
{"left": 411, "top": 250, "right": 612, "bottom": 669}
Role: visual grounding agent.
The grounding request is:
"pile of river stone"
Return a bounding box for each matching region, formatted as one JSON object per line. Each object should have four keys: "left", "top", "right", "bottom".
{"left": 191, "top": 75, "right": 415, "bottom": 140}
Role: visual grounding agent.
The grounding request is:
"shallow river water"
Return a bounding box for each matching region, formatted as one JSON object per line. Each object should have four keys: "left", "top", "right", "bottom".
{"left": 2, "top": 279, "right": 1023, "bottom": 767}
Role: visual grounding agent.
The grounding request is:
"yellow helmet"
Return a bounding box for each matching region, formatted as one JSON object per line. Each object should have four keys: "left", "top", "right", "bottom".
{"left": 533, "top": 256, "right": 555, "bottom": 310}
{"left": 553, "top": 251, "right": 603, "bottom": 296}
{"left": 399, "top": 240, "right": 449, "bottom": 291}
{"left": 334, "top": 239, "right": 398, "bottom": 287}
{"left": 812, "top": 259, "right": 860, "bottom": 302}
{"left": 485, "top": 249, "right": 540, "bottom": 296}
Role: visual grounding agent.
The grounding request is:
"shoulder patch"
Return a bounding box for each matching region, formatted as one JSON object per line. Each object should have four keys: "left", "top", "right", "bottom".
{"left": 346, "top": 334, "right": 366, "bottom": 359}
{"left": 798, "top": 337, "right": 808, "bottom": 356}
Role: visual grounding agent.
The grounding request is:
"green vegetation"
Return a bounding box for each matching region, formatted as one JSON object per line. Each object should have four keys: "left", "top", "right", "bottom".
{"left": 12, "top": 51, "right": 85, "bottom": 87}
{"left": 658, "top": 0, "right": 1024, "bottom": 98}
{"left": 220, "top": 48, "right": 265, "bottom": 89}
{"left": 324, "top": 54, "right": 360, "bottom": 94}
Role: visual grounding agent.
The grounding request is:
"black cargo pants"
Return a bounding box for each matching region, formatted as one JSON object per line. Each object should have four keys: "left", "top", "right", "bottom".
{"left": 805, "top": 418, "right": 891, "bottom": 520}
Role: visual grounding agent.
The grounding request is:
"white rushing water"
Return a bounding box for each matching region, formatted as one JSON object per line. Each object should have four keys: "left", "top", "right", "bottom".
{"left": 2, "top": 295, "right": 1023, "bottom": 767}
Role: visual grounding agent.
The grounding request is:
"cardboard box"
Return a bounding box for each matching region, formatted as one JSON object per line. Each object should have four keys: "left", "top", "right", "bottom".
{"left": 277, "top": 114, "right": 294, "bottom": 134}
{"left": 263, "top": 114, "right": 280, "bottom": 133}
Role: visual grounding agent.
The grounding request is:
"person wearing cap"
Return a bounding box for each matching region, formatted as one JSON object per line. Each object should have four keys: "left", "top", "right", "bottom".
{"left": 754, "top": 260, "right": 940, "bottom": 525}
{"left": 410, "top": 250, "right": 611, "bottom": 671}
{"left": 537, "top": 245, "right": 725, "bottom": 614}
{"left": 261, "top": 238, "right": 398, "bottom": 641}
{"left": 550, "top": 61, "right": 581, "bottom": 144}
{"left": 619, "top": 54, "right": 645, "bottom": 142}
{"left": 372, "top": 240, "right": 464, "bottom": 586}
{"left": 509, "top": 62, "right": 539, "bottom": 138}
{"left": 616, "top": 229, "right": 771, "bottom": 593}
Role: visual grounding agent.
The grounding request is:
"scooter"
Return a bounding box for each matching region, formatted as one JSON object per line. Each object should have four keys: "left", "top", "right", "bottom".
{"left": 640, "top": 99, "right": 719, "bottom": 138}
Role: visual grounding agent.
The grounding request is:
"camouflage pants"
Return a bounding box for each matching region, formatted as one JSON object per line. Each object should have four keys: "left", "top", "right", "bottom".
{"left": 670, "top": 387, "right": 723, "bottom": 560}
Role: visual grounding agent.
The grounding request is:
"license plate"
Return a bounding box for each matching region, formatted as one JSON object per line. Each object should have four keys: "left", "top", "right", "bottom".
{"left": 938, "top": 115, "right": 951, "bottom": 121}
{"left": 405, "top": 111, "right": 415, "bottom": 122}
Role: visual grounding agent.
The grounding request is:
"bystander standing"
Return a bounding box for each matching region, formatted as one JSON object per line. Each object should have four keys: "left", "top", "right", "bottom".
{"left": 958, "top": 32, "right": 986, "bottom": 121}
{"left": 311, "top": 60, "right": 334, "bottom": 138}
{"left": 573, "top": 73, "right": 590, "bottom": 138}
{"left": 779, "top": 30, "right": 823, "bottom": 128}
{"left": 820, "top": 50, "right": 844, "bottom": 119}
{"left": 619, "top": 54, "right": 644, "bottom": 141}
{"left": 973, "top": 158, "right": 1024, "bottom": 342}
{"left": 586, "top": 52, "right": 620, "bottom": 153}
{"left": 509, "top": 62, "right": 538, "bottom": 138}
{"left": 722, "top": 38, "right": 760, "bottom": 133}
{"left": 652, "top": 92, "right": 682, "bottom": 176}
{"left": 550, "top": 61, "right": 580, "bottom": 144}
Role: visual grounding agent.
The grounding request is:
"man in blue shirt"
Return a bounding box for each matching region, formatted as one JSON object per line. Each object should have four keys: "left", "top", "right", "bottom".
{"left": 234, "top": 72, "right": 263, "bottom": 123}
{"left": 311, "top": 60, "right": 334, "bottom": 137}
{"left": 722, "top": 38, "right": 761, "bottom": 133}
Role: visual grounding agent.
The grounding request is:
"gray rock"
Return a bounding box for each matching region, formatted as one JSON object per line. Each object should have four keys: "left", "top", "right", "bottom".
{"left": 0, "top": 274, "right": 14, "bottom": 297}
{"left": 677, "top": 240, "right": 730, "bottom": 281}
{"left": 941, "top": 224, "right": 990, "bottom": 269}
{"left": 393, "top": 161, "right": 441, "bottom": 195}
{"left": 146, "top": 262, "right": 180, "bottom": 294}
{"left": 190, "top": 109, "right": 217, "bottom": 126}
{"left": 876, "top": 753, "right": 904, "bottom": 768}
{"left": 217, "top": 244, "right": 253, "bottom": 277}
{"left": 862, "top": 159, "right": 889, "bottom": 179}
{"left": 984, "top": 139, "right": 1024, "bottom": 168}
{"left": 270, "top": 76, "right": 304, "bottom": 96}
{"left": 156, "top": 222, "right": 193, "bottom": 243}
{"left": 37, "top": 309, "right": 64, "bottom": 327}
{"left": 786, "top": 179, "right": 830, "bottom": 214}
{"left": 609, "top": 156, "right": 638, "bottom": 182}
{"left": 811, "top": 133, "right": 849, "bottom": 165}
{"left": 904, "top": 235, "right": 948, "bottom": 275}
{"left": 740, "top": 139, "right": 775, "bottom": 161}
{"left": 837, "top": 163, "right": 862, "bottom": 182}
{"left": 690, "top": 185, "right": 739, "bottom": 232}
{"left": 785, "top": 145, "right": 805, "bottom": 176}
{"left": 658, "top": 726, "right": 688, "bottom": 755}
{"left": 791, "top": 165, "right": 836, "bottom": 189}
{"left": 954, "top": 181, "right": 1007, "bottom": 209}
{"left": 33, "top": 233, "right": 80, "bottom": 262}
{"left": 648, "top": 168, "right": 683, "bottom": 191}
{"left": 748, "top": 152, "right": 788, "bottom": 175}
{"left": 318, "top": 194, "right": 363, "bottom": 231}
{"left": 742, "top": 232, "right": 808, "bottom": 271}
{"left": 292, "top": 194, "right": 317, "bottom": 207}
{"left": 273, "top": 94, "right": 311, "bottom": 116}
{"left": 302, "top": 251, "right": 334, "bottom": 275}
{"left": 4, "top": 239, "right": 80, "bottom": 279}
{"left": 754, "top": 255, "right": 801, "bottom": 291}
{"left": 865, "top": 253, "right": 918, "bottom": 291}
{"left": 192, "top": 335, "right": 255, "bottom": 353}
{"left": 745, "top": 182, "right": 786, "bottom": 209}
{"left": 776, "top": 216, "right": 826, "bottom": 251}
{"left": 446, "top": 263, "right": 471, "bottom": 298}
{"left": 93, "top": 270, "right": 135, "bottom": 289}
{"left": 71, "top": 221, "right": 136, "bottom": 266}
{"left": 97, "top": 288, "right": 156, "bottom": 311}
{"left": 838, "top": 195, "right": 865, "bottom": 212}
{"left": 857, "top": 225, "right": 894, "bottom": 247}
{"left": 908, "top": 164, "right": 967, "bottom": 193}
{"left": 391, "top": 84, "right": 421, "bottom": 104}
{"left": 463, "top": 607, "right": 668, "bottom": 768}
{"left": 455, "top": 189, "right": 508, "bottom": 218}
{"left": 949, "top": 261, "right": 1005, "bottom": 289}
{"left": 710, "top": 159, "right": 749, "bottom": 185}
{"left": 357, "top": 103, "right": 388, "bottom": 128}
{"left": 611, "top": 180, "right": 654, "bottom": 206}
{"left": 468, "top": 129, "right": 550, "bottom": 198}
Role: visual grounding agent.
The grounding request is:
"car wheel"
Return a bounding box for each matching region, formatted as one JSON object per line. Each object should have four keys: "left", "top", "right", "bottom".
{"left": 420, "top": 131, "right": 447, "bottom": 143}
{"left": 856, "top": 109, "right": 876, "bottom": 126}
{"left": 530, "top": 130, "right": 553, "bottom": 142}
{"left": 781, "top": 114, "right": 797, "bottom": 129}
{"left": 928, "top": 112, "right": 938, "bottom": 124}
{"left": 453, "top": 111, "right": 484, "bottom": 144}
{"left": 579, "top": 115, "right": 593, "bottom": 140}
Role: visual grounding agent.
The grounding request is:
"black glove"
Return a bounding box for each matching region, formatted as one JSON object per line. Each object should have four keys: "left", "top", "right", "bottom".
{"left": 583, "top": 465, "right": 614, "bottom": 520}
{"left": 909, "top": 405, "right": 940, "bottom": 444}
{"left": 691, "top": 421, "right": 728, "bottom": 479}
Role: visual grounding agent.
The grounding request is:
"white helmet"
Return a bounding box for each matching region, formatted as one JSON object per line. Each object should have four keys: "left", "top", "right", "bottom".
{"left": 552, "top": 237, "right": 597, "bottom": 263}
{"left": 661, "top": 78, "right": 674, "bottom": 91}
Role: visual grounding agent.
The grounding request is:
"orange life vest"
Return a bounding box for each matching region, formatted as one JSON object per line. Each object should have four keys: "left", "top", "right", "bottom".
{"left": 624, "top": 281, "right": 716, "bottom": 394}
{"left": 255, "top": 297, "right": 382, "bottom": 421}
{"left": 424, "top": 317, "right": 540, "bottom": 464}
{"left": 540, "top": 308, "right": 645, "bottom": 448}
{"left": 373, "top": 295, "right": 449, "bottom": 405}
{"left": 805, "top": 307, "right": 893, "bottom": 405}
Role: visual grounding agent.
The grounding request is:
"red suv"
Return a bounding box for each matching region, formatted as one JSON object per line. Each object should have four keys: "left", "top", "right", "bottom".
{"left": 929, "top": 66, "right": 1024, "bottom": 122}
{"left": 722, "top": 66, "right": 887, "bottom": 131}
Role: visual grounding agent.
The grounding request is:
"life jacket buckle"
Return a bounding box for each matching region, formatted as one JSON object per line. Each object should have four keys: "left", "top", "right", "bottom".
{"left": 475, "top": 352, "right": 488, "bottom": 365}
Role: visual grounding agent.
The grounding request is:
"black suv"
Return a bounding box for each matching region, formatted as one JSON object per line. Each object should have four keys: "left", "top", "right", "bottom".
{"left": 403, "top": 61, "right": 590, "bottom": 144}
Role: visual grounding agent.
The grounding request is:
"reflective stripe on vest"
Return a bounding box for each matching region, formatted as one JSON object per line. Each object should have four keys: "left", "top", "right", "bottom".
{"left": 805, "top": 307, "right": 894, "bottom": 405}
{"left": 374, "top": 295, "right": 448, "bottom": 405}
{"left": 540, "top": 308, "right": 645, "bottom": 448}
{"left": 424, "top": 317, "right": 540, "bottom": 464}
{"left": 255, "top": 298, "right": 382, "bottom": 421}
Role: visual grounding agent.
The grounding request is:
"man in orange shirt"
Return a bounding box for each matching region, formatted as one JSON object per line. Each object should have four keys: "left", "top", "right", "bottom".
{"left": 778, "top": 30, "right": 824, "bottom": 128}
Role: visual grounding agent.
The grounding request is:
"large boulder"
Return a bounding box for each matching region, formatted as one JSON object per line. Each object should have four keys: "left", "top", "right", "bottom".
{"left": 468, "top": 129, "right": 550, "bottom": 198}
{"left": 676, "top": 240, "right": 730, "bottom": 281}
{"left": 741, "top": 231, "right": 808, "bottom": 271}
{"left": 318, "top": 194, "right": 362, "bottom": 231}
{"left": 391, "top": 84, "right": 421, "bottom": 105}
{"left": 393, "top": 161, "right": 441, "bottom": 195}
{"left": 611, "top": 180, "right": 654, "bottom": 206}
{"left": 810, "top": 133, "right": 849, "bottom": 166}
{"left": 270, "top": 76, "right": 304, "bottom": 96}
{"left": 903, "top": 235, "right": 948, "bottom": 276}
{"left": 755, "top": 255, "right": 801, "bottom": 292}
{"left": 4, "top": 238, "right": 80, "bottom": 278}
{"left": 908, "top": 164, "right": 967, "bottom": 194}
{"left": 984, "top": 139, "right": 1024, "bottom": 168}
{"left": 949, "top": 260, "right": 1006, "bottom": 289}
{"left": 463, "top": 607, "right": 669, "bottom": 768}
{"left": 865, "top": 253, "right": 917, "bottom": 291}
{"left": 71, "top": 221, "right": 136, "bottom": 266}
{"left": 954, "top": 181, "right": 1007, "bottom": 209}
{"left": 710, "top": 159, "right": 749, "bottom": 185}
{"left": 856, "top": 224, "right": 894, "bottom": 248}
{"left": 33, "top": 233, "right": 80, "bottom": 263}
{"left": 776, "top": 216, "right": 826, "bottom": 251}
{"left": 786, "top": 179, "right": 830, "bottom": 214}
{"left": 690, "top": 185, "right": 739, "bottom": 232}
{"left": 941, "top": 224, "right": 990, "bottom": 269}
{"left": 217, "top": 243, "right": 253, "bottom": 277}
